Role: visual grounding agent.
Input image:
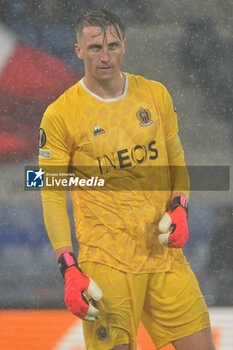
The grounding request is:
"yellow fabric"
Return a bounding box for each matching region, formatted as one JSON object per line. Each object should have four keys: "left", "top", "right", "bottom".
{"left": 39, "top": 73, "right": 189, "bottom": 273}
{"left": 166, "top": 134, "right": 190, "bottom": 199}
{"left": 80, "top": 261, "right": 210, "bottom": 350}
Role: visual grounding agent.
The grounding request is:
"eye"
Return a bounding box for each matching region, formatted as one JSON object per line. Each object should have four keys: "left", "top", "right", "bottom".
{"left": 90, "top": 45, "right": 101, "bottom": 52}
{"left": 108, "top": 42, "right": 118, "bottom": 50}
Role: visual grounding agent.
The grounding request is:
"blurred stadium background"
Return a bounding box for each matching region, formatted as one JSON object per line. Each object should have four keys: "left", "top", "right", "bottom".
{"left": 0, "top": 0, "right": 232, "bottom": 349}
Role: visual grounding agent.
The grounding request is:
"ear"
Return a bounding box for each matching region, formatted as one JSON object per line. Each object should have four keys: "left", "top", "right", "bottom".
{"left": 75, "top": 43, "right": 83, "bottom": 59}
{"left": 122, "top": 39, "right": 126, "bottom": 55}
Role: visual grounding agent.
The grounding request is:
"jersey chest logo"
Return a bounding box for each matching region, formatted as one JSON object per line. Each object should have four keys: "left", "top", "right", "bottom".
{"left": 94, "top": 124, "right": 105, "bottom": 136}
{"left": 136, "top": 107, "right": 153, "bottom": 127}
{"left": 96, "top": 325, "right": 109, "bottom": 340}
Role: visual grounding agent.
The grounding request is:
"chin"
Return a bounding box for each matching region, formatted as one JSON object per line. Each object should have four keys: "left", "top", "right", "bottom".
{"left": 96, "top": 73, "right": 113, "bottom": 81}
{"left": 96, "top": 68, "right": 117, "bottom": 80}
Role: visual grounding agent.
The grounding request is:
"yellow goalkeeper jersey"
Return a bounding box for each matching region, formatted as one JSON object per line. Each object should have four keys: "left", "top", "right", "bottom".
{"left": 39, "top": 73, "right": 188, "bottom": 273}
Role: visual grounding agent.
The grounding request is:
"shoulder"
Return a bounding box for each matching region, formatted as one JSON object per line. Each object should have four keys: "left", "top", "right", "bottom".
{"left": 45, "top": 81, "right": 81, "bottom": 116}
{"left": 127, "top": 74, "right": 173, "bottom": 112}
{"left": 41, "top": 81, "right": 82, "bottom": 132}
{"left": 40, "top": 80, "right": 82, "bottom": 141}
{"left": 128, "top": 74, "right": 170, "bottom": 103}
{"left": 127, "top": 73, "right": 166, "bottom": 90}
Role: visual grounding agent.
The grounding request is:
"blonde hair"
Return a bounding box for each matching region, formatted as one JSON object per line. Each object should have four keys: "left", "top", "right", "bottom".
{"left": 75, "top": 9, "right": 125, "bottom": 41}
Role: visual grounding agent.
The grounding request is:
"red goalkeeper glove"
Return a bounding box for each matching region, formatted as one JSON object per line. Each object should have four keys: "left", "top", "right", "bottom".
{"left": 158, "top": 196, "right": 189, "bottom": 248}
{"left": 58, "top": 251, "right": 102, "bottom": 321}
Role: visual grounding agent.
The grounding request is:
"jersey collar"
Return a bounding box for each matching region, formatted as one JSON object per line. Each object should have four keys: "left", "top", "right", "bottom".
{"left": 80, "top": 74, "right": 129, "bottom": 103}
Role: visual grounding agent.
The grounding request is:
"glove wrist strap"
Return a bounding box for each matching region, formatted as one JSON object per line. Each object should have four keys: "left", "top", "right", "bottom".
{"left": 170, "top": 195, "right": 188, "bottom": 214}
{"left": 57, "top": 251, "right": 79, "bottom": 278}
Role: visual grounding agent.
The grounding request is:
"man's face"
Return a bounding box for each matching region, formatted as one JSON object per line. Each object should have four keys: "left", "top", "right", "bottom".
{"left": 75, "top": 25, "right": 125, "bottom": 82}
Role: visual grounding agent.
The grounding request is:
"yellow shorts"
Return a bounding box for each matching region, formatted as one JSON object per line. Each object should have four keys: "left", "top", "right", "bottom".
{"left": 80, "top": 261, "right": 210, "bottom": 350}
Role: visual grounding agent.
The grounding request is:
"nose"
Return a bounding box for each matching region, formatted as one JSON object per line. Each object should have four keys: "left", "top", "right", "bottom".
{"left": 100, "top": 47, "right": 110, "bottom": 63}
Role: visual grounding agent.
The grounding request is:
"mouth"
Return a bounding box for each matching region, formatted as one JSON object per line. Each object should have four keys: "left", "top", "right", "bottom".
{"left": 98, "top": 66, "right": 113, "bottom": 71}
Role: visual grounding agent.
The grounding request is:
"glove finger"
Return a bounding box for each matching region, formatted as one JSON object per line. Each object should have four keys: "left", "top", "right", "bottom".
{"left": 66, "top": 301, "right": 88, "bottom": 317}
{"left": 168, "top": 225, "right": 189, "bottom": 248}
{"left": 158, "top": 213, "right": 172, "bottom": 233}
{"left": 87, "top": 303, "right": 99, "bottom": 318}
{"left": 81, "top": 315, "right": 97, "bottom": 322}
{"left": 80, "top": 302, "right": 100, "bottom": 321}
{"left": 87, "top": 278, "right": 103, "bottom": 301}
{"left": 158, "top": 232, "right": 170, "bottom": 247}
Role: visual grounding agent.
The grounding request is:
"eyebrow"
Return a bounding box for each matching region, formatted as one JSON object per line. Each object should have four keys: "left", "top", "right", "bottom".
{"left": 108, "top": 41, "right": 120, "bottom": 45}
{"left": 87, "top": 43, "right": 102, "bottom": 49}
{"left": 87, "top": 40, "right": 120, "bottom": 49}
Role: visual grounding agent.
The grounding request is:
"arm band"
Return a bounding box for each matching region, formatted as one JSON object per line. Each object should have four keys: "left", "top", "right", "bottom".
{"left": 57, "top": 251, "right": 79, "bottom": 278}
{"left": 170, "top": 196, "right": 188, "bottom": 215}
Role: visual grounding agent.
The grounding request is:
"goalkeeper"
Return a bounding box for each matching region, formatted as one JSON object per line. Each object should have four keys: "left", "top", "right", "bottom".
{"left": 39, "top": 9, "right": 216, "bottom": 350}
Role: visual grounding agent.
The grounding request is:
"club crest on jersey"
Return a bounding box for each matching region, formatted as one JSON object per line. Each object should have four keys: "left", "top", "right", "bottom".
{"left": 96, "top": 325, "right": 109, "bottom": 340}
{"left": 94, "top": 124, "right": 105, "bottom": 136}
{"left": 136, "top": 107, "right": 153, "bottom": 127}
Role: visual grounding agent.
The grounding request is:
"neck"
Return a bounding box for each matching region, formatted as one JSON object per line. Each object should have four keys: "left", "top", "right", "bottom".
{"left": 83, "top": 73, "right": 125, "bottom": 99}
